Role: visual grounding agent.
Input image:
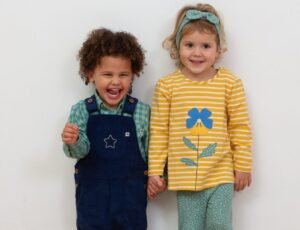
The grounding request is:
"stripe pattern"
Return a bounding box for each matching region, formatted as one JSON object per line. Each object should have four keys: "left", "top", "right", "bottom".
{"left": 148, "top": 68, "right": 252, "bottom": 191}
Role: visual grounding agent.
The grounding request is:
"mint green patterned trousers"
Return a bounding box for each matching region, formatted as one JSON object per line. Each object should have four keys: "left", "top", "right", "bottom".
{"left": 177, "top": 183, "right": 233, "bottom": 230}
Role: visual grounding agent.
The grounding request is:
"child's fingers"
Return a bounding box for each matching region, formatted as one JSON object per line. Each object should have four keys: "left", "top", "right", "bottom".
{"left": 148, "top": 182, "right": 160, "bottom": 194}
{"left": 157, "top": 179, "right": 163, "bottom": 188}
{"left": 147, "top": 189, "right": 155, "bottom": 199}
{"left": 63, "top": 124, "right": 78, "bottom": 136}
{"left": 62, "top": 125, "right": 79, "bottom": 144}
{"left": 234, "top": 171, "right": 251, "bottom": 191}
{"left": 148, "top": 176, "right": 160, "bottom": 188}
{"left": 235, "top": 178, "right": 248, "bottom": 191}
{"left": 235, "top": 181, "right": 242, "bottom": 191}
{"left": 63, "top": 124, "right": 78, "bottom": 137}
{"left": 62, "top": 137, "right": 74, "bottom": 145}
{"left": 63, "top": 130, "right": 75, "bottom": 138}
{"left": 158, "top": 178, "right": 166, "bottom": 191}
{"left": 62, "top": 132, "right": 77, "bottom": 144}
{"left": 62, "top": 133, "right": 77, "bottom": 144}
{"left": 64, "top": 126, "right": 78, "bottom": 134}
{"left": 148, "top": 192, "right": 156, "bottom": 199}
{"left": 147, "top": 176, "right": 166, "bottom": 197}
{"left": 65, "top": 123, "right": 79, "bottom": 130}
{"left": 147, "top": 187, "right": 157, "bottom": 199}
{"left": 234, "top": 178, "right": 241, "bottom": 191}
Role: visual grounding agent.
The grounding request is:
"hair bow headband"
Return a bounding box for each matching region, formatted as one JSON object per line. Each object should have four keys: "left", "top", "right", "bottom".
{"left": 175, "top": 9, "right": 221, "bottom": 48}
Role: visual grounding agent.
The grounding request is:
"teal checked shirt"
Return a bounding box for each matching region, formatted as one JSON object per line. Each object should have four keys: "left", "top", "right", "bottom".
{"left": 63, "top": 93, "right": 150, "bottom": 162}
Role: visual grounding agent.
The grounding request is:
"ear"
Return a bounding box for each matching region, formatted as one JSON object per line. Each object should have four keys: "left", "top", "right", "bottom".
{"left": 215, "top": 47, "right": 222, "bottom": 60}
{"left": 87, "top": 71, "right": 95, "bottom": 83}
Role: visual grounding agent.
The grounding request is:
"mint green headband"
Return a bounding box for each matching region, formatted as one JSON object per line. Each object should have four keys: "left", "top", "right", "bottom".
{"left": 175, "top": 9, "right": 221, "bottom": 48}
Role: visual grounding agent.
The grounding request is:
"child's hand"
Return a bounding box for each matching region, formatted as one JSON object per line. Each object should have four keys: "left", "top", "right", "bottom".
{"left": 61, "top": 123, "right": 79, "bottom": 145}
{"left": 234, "top": 170, "right": 252, "bottom": 191}
{"left": 147, "top": 176, "right": 166, "bottom": 199}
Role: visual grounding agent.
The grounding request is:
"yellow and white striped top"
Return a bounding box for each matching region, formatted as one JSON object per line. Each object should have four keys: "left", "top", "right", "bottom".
{"left": 148, "top": 68, "right": 252, "bottom": 191}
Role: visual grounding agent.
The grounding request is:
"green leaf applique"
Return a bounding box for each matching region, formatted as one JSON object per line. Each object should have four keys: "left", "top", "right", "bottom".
{"left": 181, "top": 158, "right": 197, "bottom": 166}
{"left": 183, "top": 137, "right": 197, "bottom": 151}
{"left": 199, "top": 143, "right": 217, "bottom": 158}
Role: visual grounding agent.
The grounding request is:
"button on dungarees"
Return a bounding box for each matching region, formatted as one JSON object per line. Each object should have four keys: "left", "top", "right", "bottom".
{"left": 75, "top": 95, "right": 147, "bottom": 230}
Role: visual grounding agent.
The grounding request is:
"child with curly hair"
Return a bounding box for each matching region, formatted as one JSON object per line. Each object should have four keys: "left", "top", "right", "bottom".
{"left": 148, "top": 3, "right": 253, "bottom": 230}
{"left": 61, "top": 28, "right": 150, "bottom": 230}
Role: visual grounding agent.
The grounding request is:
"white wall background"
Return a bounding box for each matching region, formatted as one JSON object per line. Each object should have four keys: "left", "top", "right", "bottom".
{"left": 0, "top": 0, "right": 299, "bottom": 229}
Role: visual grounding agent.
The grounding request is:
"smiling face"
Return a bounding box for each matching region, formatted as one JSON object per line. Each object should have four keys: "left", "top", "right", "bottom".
{"left": 88, "top": 56, "right": 133, "bottom": 109}
{"left": 179, "top": 30, "right": 220, "bottom": 81}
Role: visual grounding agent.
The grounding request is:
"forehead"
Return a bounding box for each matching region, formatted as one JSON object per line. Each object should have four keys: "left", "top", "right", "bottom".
{"left": 98, "top": 56, "right": 131, "bottom": 66}
{"left": 95, "top": 56, "right": 132, "bottom": 72}
{"left": 181, "top": 30, "right": 217, "bottom": 42}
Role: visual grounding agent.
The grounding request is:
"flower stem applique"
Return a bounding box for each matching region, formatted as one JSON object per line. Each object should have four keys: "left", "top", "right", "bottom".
{"left": 199, "top": 143, "right": 217, "bottom": 158}
{"left": 183, "top": 136, "right": 197, "bottom": 151}
{"left": 180, "top": 108, "right": 217, "bottom": 166}
{"left": 181, "top": 158, "right": 197, "bottom": 166}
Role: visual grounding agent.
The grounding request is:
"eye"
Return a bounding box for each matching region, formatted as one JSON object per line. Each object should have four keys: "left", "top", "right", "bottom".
{"left": 185, "top": 42, "right": 193, "bottom": 48}
{"left": 203, "top": 43, "right": 211, "bottom": 49}
{"left": 120, "top": 73, "right": 130, "bottom": 78}
{"left": 102, "top": 73, "right": 112, "bottom": 77}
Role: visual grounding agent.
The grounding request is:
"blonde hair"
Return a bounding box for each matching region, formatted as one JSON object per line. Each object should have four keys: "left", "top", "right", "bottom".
{"left": 163, "top": 3, "right": 226, "bottom": 66}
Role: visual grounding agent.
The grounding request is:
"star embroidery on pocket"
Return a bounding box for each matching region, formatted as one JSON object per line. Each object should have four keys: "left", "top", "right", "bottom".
{"left": 104, "top": 135, "right": 117, "bottom": 149}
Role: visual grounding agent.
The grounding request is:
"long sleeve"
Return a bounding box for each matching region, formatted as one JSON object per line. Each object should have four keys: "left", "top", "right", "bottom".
{"left": 227, "top": 78, "right": 253, "bottom": 172}
{"left": 63, "top": 102, "right": 90, "bottom": 159}
{"left": 148, "top": 79, "right": 170, "bottom": 176}
{"left": 142, "top": 105, "right": 150, "bottom": 161}
{"left": 134, "top": 102, "right": 151, "bottom": 162}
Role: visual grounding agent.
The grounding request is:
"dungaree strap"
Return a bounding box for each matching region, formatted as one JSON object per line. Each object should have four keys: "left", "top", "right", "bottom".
{"left": 122, "top": 95, "right": 138, "bottom": 116}
{"left": 84, "top": 94, "right": 138, "bottom": 115}
{"left": 84, "top": 95, "right": 98, "bottom": 114}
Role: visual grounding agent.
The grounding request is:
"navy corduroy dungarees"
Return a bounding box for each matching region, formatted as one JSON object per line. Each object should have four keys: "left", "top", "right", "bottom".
{"left": 74, "top": 95, "right": 147, "bottom": 230}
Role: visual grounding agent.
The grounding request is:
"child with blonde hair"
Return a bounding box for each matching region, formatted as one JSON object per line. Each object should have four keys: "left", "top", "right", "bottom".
{"left": 148, "top": 3, "right": 253, "bottom": 230}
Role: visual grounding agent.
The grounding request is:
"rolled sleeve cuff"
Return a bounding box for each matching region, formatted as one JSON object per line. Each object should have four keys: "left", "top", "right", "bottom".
{"left": 63, "top": 137, "right": 89, "bottom": 159}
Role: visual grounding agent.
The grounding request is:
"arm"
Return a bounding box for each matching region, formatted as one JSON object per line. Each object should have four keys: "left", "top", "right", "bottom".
{"left": 147, "top": 79, "right": 170, "bottom": 197}
{"left": 148, "top": 79, "right": 170, "bottom": 176}
{"left": 142, "top": 104, "right": 151, "bottom": 162}
{"left": 227, "top": 78, "right": 253, "bottom": 191}
{"left": 62, "top": 102, "right": 90, "bottom": 159}
{"left": 134, "top": 103, "right": 166, "bottom": 198}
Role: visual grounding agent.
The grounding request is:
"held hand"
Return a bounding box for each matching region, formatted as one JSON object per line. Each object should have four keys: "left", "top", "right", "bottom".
{"left": 61, "top": 123, "right": 79, "bottom": 145}
{"left": 147, "top": 176, "right": 166, "bottom": 199}
{"left": 234, "top": 170, "right": 252, "bottom": 192}
{"left": 160, "top": 177, "right": 167, "bottom": 192}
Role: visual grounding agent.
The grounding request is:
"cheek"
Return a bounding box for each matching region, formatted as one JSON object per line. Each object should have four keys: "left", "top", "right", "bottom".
{"left": 179, "top": 54, "right": 188, "bottom": 64}
{"left": 118, "top": 77, "right": 132, "bottom": 90}
{"left": 179, "top": 48, "right": 189, "bottom": 59}
{"left": 178, "top": 48, "right": 185, "bottom": 57}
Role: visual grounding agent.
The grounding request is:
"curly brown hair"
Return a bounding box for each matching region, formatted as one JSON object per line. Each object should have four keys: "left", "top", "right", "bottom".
{"left": 78, "top": 28, "right": 145, "bottom": 85}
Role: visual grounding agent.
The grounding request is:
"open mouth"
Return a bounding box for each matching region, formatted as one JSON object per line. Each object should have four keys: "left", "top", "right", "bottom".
{"left": 107, "top": 88, "right": 122, "bottom": 98}
{"left": 191, "top": 60, "right": 204, "bottom": 65}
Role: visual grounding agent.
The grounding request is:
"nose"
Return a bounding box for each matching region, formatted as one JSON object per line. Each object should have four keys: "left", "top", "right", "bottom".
{"left": 193, "top": 47, "right": 202, "bottom": 56}
{"left": 111, "top": 76, "right": 121, "bottom": 85}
